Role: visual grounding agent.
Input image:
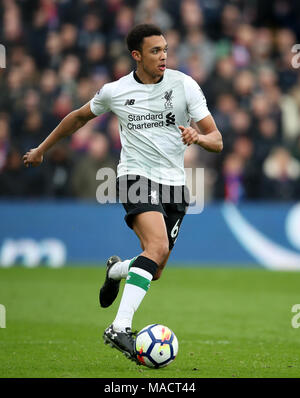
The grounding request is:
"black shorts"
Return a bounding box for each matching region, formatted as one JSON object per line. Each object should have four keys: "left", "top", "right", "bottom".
{"left": 117, "top": 175, "right": 190, "bottom": 250}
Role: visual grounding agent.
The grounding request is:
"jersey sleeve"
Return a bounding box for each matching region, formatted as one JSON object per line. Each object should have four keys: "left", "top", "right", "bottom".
{"left": 184, "top": 76, "right": 210, "bottom": 122}
{"left": 90, "top": 84, "right": 112, "bottom": 116}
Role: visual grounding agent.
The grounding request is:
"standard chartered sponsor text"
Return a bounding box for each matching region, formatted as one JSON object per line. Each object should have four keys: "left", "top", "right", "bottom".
{"left": 127, "top": 112, "right": 164, "bottom": 130}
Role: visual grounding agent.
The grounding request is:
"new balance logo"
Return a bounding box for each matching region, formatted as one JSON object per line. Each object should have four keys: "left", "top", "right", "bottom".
{"left": 166, "top": 112, "right": 175, "bottom": 126}
{"left": 124, "top": 99, "right": 135, "bottom": 105}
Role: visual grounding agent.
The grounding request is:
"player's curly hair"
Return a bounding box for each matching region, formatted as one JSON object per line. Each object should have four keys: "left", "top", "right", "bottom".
{"left": 126, "top": 24, "right": 163, "bottom": 53}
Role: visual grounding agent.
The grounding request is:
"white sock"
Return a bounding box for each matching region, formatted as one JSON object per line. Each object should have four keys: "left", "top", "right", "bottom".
{"left": 113, "top": 267, "right": 153, "bottom": 332}
{"left": 108, "top": 259, "right": 132, "bottom": 280}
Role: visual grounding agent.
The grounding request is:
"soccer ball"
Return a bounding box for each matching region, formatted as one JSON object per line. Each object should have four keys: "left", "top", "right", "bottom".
{"left": 135, "top": 324, "right": 178, "bottom": 368}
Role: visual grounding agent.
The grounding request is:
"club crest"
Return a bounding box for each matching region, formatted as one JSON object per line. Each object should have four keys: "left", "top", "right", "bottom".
{"left": 162, "top": 90, "right": 173, "bottom": 109}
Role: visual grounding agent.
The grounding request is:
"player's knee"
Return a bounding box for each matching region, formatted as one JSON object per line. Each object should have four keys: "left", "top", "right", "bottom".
{"left": 146, "top": 239, "right": 169, "bottom": 265}
{"left": 155, "top": 241, "right": 169, "bottom": 264}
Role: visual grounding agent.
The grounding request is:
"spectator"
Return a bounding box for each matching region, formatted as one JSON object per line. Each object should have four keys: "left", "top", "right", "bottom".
{"left": 180, "top": 0, "right": 204, "bottom": 34}
{"left": 206, "top": 56, "right": 236, "bottom": 107}
{"left": 213, "top": 93, "right": 238, "bottom": 136}
{"left": 177, "top": 28, "right": 216, "bottom": 77}
{"left": 60, "top": 23, "right": 79, "bottom": 55}
{"left": 71, "top": 133, "right": 117, "bottom": 201}
{"left": 45, "top": 31, "right": 63, "bottom": 69}
{"left": 70, "top": 118, "right": 98, "bottom": 154}
{"left": 232, "top": 24, "right": 255, "bottom": 68}
{"left": 220, "top": 4, "right": 241, "bottom": 40}
{"left": 215, "top": 152, "right": 246, "bottom": 203}
{"left": 21, "top": 110, "right": 45, "bottom": 152}
{"left": 254, "top": 117, "right": 280, "bottom": 166}
{"left": 78, "top": 13, "right": 104, "bottom": 51}
{"left": 0, "top": 147, "right": 29, "bottom": 197}
{"left": 261, "top": 147, "right": 300, "bottom": 200}
{"left": 251, "top": 27, "right": 274, "bottom": 68}
{"left": 0, "top": 146, "right": 48, "bottom": 198}
{"left": 135, "top": 0, "right": 173, "bottom": 30}
{"left": 234, "top": 69, "right": 256, "bottom": 108}
{"left": 39, "top": 69, "right": 60, "bottom": 112}
{"left": 45, "top": 143, "right": 74, "bottom": 198}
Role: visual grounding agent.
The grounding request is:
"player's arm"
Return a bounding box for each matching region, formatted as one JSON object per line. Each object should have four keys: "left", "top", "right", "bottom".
{"left": 23, "top": 101, "right": 96, "bottom": 167}
{"left": 179, "top": 115, "right": 223, "bottom": 153}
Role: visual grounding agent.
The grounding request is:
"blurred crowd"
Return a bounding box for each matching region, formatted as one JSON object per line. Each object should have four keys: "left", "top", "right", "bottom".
{"left": 0, "top": 0, "right": 300, "bottom": 203}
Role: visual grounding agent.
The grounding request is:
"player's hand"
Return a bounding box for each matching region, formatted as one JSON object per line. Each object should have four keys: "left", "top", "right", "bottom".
{"left": 178, "top": 125, "right": 199, "bottom": 146}
{"left": 23, "top": 148, "right": 44, "bottom": 167}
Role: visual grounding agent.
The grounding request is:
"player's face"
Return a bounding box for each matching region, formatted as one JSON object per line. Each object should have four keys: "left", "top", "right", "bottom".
{"left": 137, "top": 35, "right": 168, "bottom": 82}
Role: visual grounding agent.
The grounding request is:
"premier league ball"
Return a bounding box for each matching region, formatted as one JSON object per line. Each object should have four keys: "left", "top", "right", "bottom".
{"left": 135, "top": 324, "right": 178, "bottom": 368}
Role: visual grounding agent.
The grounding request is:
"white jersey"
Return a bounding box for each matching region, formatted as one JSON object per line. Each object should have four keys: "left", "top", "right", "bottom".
{"left": 90, "top": 69, "right": 210, "bottom": 186}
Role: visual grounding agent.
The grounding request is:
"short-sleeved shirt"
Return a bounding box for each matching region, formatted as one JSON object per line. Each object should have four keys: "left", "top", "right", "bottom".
{"left": 90, "top": 69, "right": 210, "bottom": 186}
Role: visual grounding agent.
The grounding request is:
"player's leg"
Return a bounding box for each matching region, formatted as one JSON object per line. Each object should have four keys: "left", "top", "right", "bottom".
{"left": 102, "top": 178, "right": 189, "bottom": 360}
{"left": 108, "top": 208, "right": 186, "bottom": 341}
{"left": 148, "top": 212, "right": 184, "bottom": 281}
{"left": 152, "top": 250, "right": 171, "bottom": 280}
{"left": 105, "top": 216, "right": 172, "bottom": 282}
{"left": 103, "top": 211, "right": 168, "bottom": 360}
{"left": 151, "top": 184, "right": 190, "bottom": 280}
{"left": 99, "top": 175, "right": 146, "bottom": 307}
{"left": 111, "top": 211, "right": 168, "bottom": 330}
{"left": 99, "top": 219, "right": 163, "bottom": 309}
{"left": 101, "top": 186, "right": 187, "bottom": 307}
{"left": 132, "top": 211, "right": 170, "bottom": 264}
{"left": 100, "top": 175, "right": 166, "bottom": 307}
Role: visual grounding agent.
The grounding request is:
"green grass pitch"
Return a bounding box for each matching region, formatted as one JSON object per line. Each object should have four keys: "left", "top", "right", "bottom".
{"left": 0, "top": 266, "right": 300, "bottom": 378}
